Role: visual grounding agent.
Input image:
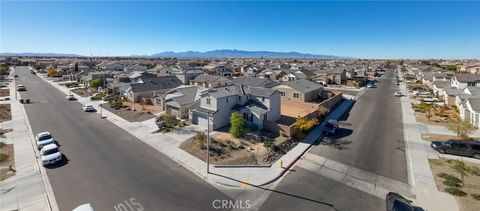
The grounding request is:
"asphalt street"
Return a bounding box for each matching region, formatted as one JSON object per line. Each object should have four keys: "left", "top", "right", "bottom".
{"left": 310, "top": 69, "right": 407, "bottom": 183}
{"left": 15, "top": 66, "right": 232, "bottom": 211}
{"left": 261, "top": 69, "right": 406, "bottom": 211}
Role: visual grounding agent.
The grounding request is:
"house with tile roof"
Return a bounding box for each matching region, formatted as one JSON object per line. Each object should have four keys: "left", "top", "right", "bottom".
{"left": 189, "top": 85, "right": 281, "bottom": 130}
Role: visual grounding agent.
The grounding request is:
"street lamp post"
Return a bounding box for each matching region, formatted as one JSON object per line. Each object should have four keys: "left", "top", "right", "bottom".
{"left": 206, "top": 112, "right": 210, "bottom": 174}
{"left": 100, "top": 70, "right": 105, "bottom": 118}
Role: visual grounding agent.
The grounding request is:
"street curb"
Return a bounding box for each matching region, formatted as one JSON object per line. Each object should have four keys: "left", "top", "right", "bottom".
{"left": 11, "top": 69, "right": 59, "bottom": 211}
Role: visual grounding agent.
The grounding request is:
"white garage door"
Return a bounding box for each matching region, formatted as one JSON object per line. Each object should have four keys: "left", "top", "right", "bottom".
{"left": 198, "top": 116, "right": 209, "bottom": 129}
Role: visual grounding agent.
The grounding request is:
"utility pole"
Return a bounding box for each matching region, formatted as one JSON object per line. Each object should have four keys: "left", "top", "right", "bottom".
{"left": 206, "top": 111, "right": 210, "bottom": 174}
{"left": 100, "top": 70, "right": 105, "bottom": 118}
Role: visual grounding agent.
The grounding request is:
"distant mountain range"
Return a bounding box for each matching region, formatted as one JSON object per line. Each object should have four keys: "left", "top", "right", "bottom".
{"left": 0, "top": 49, "right": 350, "bottom": 59}
{"left": 150, "top": 49, "right": 347, "bottom": 59}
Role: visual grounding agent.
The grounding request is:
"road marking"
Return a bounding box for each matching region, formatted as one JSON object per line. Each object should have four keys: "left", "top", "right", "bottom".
{"left": 297, "top": 153, "right": 412, "bottom": 199}
{"left": 114, "top": 197, "right": 144, "bottom": 211}
{"left": 240, "top": 179, "right": 252, "bottom": 187}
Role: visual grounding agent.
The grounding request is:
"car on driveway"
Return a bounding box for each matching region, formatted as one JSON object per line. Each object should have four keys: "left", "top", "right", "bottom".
{"left": 322, "top": 119, "right": 339, "bottom": 135}
{"left": 431, "top": 140, "right": 480, "bottom": 159}
{"left": 41, "top": 144, "right": 62, "bottom": 166}
{"left": 17, "top": 84, "right": 26, "bottom": 91}
{"left": 35, "top": 131, "right": 55, "bottom": 150}
{"left": 394, "top": 91, "right": 403, "bottom": 97}
{"left": 83, "top": 104, "right": 95, "bottom": 112}
{"left": 386, "top": 192, "right": 416, "bottom": 211}
{"left": 66, "top": 94, "right": 76, "bottom": 101}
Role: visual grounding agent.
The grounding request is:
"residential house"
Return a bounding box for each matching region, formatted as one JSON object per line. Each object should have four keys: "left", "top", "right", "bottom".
{"left": 103, "top": 62, "right": 125, "bottom": 71}
{"left": 459, "top": 98, "right": 480, "bottom": 128}
{"left": 232, "top": 77, "right": 278, "bottom": 88}
{"left": 212, "top": 65, "right": 234, "bottom": 77}
{"left": 432, "top": 81, "right": 451, "bottom": 97}
{"left": 189, "top": 74, "right": 232, "bottom": 90}
{"left": 124, "top": 76, "right": 182, "bottom": 103}
{"left": 459, "top": 64, "right": 480, "bottom": 74}
{"left": 272, "top": 79, "right": 323, "bottom": 102}
{"left": 312, "top": 68, "right": 347, "bottom": 85}
{"left": 157, "top": 86, "right": 200, "bottom": 119}
{"left": 173, "top": 69, "right": 204, "bottom": 84}
{"left": 189, "top": 85, "right": 281, "bottom": 130}
{"left": 451, "top": 74, "right": 480, "bottom": 89}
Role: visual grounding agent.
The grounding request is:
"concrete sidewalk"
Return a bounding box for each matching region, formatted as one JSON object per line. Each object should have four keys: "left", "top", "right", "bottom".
{"left": 0, "top": 78, "right": 58, "bottom": 211}
{"left": 36, "top": 70, "right": 354, "bottom": 188}
{"left": 398, "top": 70, "right": 459, "bottom": 211}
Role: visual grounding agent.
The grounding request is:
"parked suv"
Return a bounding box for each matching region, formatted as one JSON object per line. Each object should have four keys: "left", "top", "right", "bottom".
{"left": 431, "top": 140, "right": 480, "bottom": 159}
{"left": 322, "top": 120, "right": 339, "bottom": 135}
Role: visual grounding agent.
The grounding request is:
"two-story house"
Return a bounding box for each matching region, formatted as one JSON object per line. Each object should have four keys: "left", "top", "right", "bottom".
{"left": 272, "top": 79, "right": 323, "bottom": 102}
{"left": 189, "top": 85, "right": 281, "bottom": 130}
{"left": 190, "top": 74, "right": 232, "bottom": 90}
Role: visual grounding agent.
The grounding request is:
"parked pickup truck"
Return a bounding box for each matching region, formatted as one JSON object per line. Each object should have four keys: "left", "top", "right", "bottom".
{"left": 322, "top": 120, "right": 339, "bottom": 135}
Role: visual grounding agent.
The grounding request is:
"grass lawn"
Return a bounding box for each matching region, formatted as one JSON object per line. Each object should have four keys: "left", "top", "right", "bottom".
{"left": 429, "top": 158, "right": 480, "bottom": 211}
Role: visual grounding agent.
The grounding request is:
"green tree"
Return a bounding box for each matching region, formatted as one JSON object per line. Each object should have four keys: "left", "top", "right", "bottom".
{"left": 0, "top": 64, "right": 9, "bottom": 75}
{"left": 229, "top": 112, "right": 245, "bottom": 138}
{"left": 90, "top": 79, "right": 102, "bottom": 88}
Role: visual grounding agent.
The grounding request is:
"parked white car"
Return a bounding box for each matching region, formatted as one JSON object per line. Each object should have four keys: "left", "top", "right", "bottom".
{"left": 66, "top": 94, "right": 76, "bottom": 101}
{"left": 35, "top": 132, "right": 55, "bottom": 150}
{"left": 83, "top": 104, "right": 95, "bottom": 112}
{"left": 394, "top": 91, "right": 403, "bottom": 97}
{"left": 41, "top": 144, "right": 62, "bottom": 166}
{"left": 73, "top": 204, "right": 95, "bottom": 211}
{"left": 17, "top": 84, "right": 26, "bottom": 91}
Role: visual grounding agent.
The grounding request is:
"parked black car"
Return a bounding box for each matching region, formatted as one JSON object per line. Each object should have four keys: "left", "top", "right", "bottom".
{"left": 431, "top": 140, "right": 480, "bottom": 159}
{"left": 386, "top": 192, "right": 415, "bottom": 211}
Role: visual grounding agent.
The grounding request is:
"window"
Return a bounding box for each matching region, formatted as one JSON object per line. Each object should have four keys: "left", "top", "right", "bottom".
{"left": 238, "top": 96, "right": 241, "bottom": 101}
{"left": 280, "top": 92, "right": 286, "bottom": 97}
{"left": 262, "top": 97, "right": 265, "bottom": 102}
{"left": 226, "top": 97, "right": 229, "bottom": 103}
{"left": 206, "top": 98, "right": 211, "bottom": 105}
{"left": 293, "top": 93, "right": 300, "bottom": 99}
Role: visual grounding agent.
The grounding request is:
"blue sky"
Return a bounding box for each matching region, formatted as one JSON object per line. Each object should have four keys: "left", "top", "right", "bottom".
{"left": 1, "top": 1, "right": 479, "bottom": 59}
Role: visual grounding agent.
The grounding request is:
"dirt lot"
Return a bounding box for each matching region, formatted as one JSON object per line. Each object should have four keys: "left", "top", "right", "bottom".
{"left": 180, "top": 130, "right": 295, "bottom": 165}
{"left": 0, "top": 89, "right": 9, "bottom": 97}
{"left": 280, "top": 100, "right": 318, "bottom": 118}
{"left": 429, "top": 158, "right": 480, "bottom": 211}
{"left": 123, "top": 102, "right": 162, "bottom": 114}
{"left": 415, "top": 112, "right": 451, "bottom": 127}
{"left": 422, "top": 134, "right": 463, "bottom": 142}
{"left": 0, "top": 104, "right": 12, "bottom": 123}
{"left": 0, "top": 143, "right": 15, "bottom": 181}
{"left": 101, "top": 103, "right": 155, "bottom": 122}
{"left": 71, "top": 88, "right": 92, "bottom": 97}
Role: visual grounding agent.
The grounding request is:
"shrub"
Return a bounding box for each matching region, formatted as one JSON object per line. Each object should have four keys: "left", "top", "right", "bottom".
{"left": 90, "top": 79, "right": 102, "bottom": 88}
{"left": 264, "top": 141, "right": 279, "bottom": 152}
{"left": 0, "top": 141, "right": 6, "bottom": 148}
{"left": 442, "top": 179, "right": 461, "bottom": 188}
{"left": 437, "top": 173, "right": 462, "bottom": 183}
{"left": 444, "top": 187, "right": 467, "bottom": 196}
{"left": 468, "top": 166, "right": 480, "bottom": 176}
{"left": 229, "top": 112, "right": 245, "bottom": 138}
{"left": 471, "top": 193, "right": 480, "bottom": 201}
{"left": 0, "top": 153, "right": 8, "bottom": 162}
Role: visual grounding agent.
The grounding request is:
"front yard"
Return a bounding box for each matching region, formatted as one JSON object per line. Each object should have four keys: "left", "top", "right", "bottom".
{"left": 413, "top": 103, "right": 459, "bottom": 127}
{"left": 0, "top": 104, "right": 11, "bottom": 122}
{"left": 429, "top": 158, "right": 480, "bottom": 211}
{"left": 100, "top": 102, "right": 155, "bottom": 122}
{"left": 0, "top": 88, "right": 9, "bottom": 97}
{"left": 0, "top": 140, "right": 15, "bottom": 181}
{"left": 180, "top": 129, "right": 297, "bottom": 165}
